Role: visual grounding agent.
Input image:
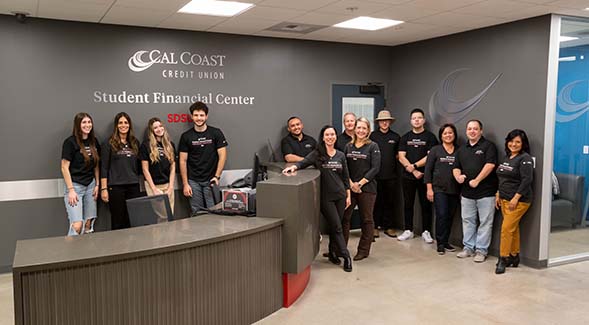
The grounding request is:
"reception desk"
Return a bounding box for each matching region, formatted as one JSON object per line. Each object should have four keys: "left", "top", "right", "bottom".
{"left": 13, "top": 163, "right": 321, "bottom": 324}
{"left": 256, "top": 163, "right": 321, "bottom": 307}
{"left": 13, "top": 216, "right": 283, "bottom": 325}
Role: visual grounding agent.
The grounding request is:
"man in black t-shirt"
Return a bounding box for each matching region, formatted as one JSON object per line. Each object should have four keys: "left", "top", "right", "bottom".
{"left": 281, "top": 116, "right": 317, "bottom": 162}
{"left": 335, "top": 112, "right": 356, "bottom": 152}
{"left": 453, "top": 119, "right": 497, "bottom": 263}
{"left": 398, "top": 108, "right": 438, "bottom": 243}
{"left": 369, "top": 109, "right": 402, "bottom": 238}
{"left": 179, "top": 102, "right": 228, "bottom": 214}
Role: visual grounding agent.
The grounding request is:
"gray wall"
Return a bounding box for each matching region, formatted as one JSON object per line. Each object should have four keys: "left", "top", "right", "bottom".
{"left": 388, "top": 15, "right": 552, "bottom": 266}
{"left": 0, "top": 14, "right": 392, "bottom": 270}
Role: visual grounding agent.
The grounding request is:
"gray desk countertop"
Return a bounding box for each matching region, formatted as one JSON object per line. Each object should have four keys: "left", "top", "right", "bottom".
{"left": 13, "top": 215, "right": 282, "bottom": 271}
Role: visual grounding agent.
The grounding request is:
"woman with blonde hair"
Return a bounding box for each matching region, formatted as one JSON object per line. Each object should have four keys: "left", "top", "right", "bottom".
{"left": 140, "top": 117, "right": 176, "bottom": 210}
{"left": 61, "top": 112, "right": 100, "bottom": 236}
{"left": 342, "top": 117, "right": 381, "bottom": 261}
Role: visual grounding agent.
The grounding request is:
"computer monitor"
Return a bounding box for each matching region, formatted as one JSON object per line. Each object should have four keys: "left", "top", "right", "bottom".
{"left": 126, "top": 194, "right": 174, "bottom": 227}
{"left": 252, "top": 153, "right": 267, "bottom": 189}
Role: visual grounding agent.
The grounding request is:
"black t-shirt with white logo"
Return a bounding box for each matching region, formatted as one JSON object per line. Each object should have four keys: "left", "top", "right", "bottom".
{"left": 345, "top": 142, "right": 381, "bottom": 194}
{"left": 424, "top": 145, "right": 459, "bottom": 195}
{"left": 296, "top": 150, "right": 350, "bottom": 201}
{"left": 399, "top": 130, "right": 438, "bottom": 180}
{"left": 370, "top": 129, "right": 401, "bottom": 180}
{"left": 61, "top": 135, "right": 100, "bottom": 186}
{"left": 101, "top": 139, "right": 141, "bottom": 186}
{"left": 335, "top": 132, "right": 353, "bottom": 152}
{"left": 454, "top": 137, "right": 498, "bottom": 199}
{"left": 139, "top": 141, "right": 176, "bottom": 185}
{"left": 497, "top": 152, "right": 534, "bottom": 203}
{"left": 179, "top": 126, "right": 228, "bottom": 182}
{"left": 281, "top": 133, "right": 317, "bottom": 159}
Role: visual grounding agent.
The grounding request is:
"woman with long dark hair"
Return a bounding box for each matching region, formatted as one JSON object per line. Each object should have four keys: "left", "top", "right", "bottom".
{"left": 283, "top": 125, "right": 352, "bottom": 272}
{"left": 342, "top": 117, "right": 380, "bottom": 261}
{"left": 140, "top": 118, "right": 176, "bottom": 212}
{"left": 100, "top": 112, "right": 142, "bottom": 230}
{"left": 495, "top": 129, "right": 533, "bottom": 274}
{"left": 425, "top": 123, "right": 460, "bottom": 255}
{"left": 61, "top": 112, "right": 100, "bottom": 236}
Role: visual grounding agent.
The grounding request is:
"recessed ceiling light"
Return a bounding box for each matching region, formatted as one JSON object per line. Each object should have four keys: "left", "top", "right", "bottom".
{"left": 179, "top": 0, "right": 254, "bottom": 17}
{"left": 584, "top": 7, "right": 589, "bottom": 10}
{"left": 560, "top": 36, "right": 579, "bottom": 42}
{"left": 333, "top": 16, "right": 403, "bottom": 31}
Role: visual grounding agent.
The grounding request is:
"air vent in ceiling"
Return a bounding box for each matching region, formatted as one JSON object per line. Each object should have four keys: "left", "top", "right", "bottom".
{"left": 265, "top": 22, "right": 327, "bottom": 34}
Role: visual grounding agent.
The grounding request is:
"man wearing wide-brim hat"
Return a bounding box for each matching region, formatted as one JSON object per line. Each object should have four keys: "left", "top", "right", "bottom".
{"left": 370, "top": 109, "right": 402, "bottom": 238}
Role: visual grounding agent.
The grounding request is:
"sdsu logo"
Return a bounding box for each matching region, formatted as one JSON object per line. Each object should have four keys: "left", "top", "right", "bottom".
{"left": 168, "top": 114, "right": 192, "bottom": 123}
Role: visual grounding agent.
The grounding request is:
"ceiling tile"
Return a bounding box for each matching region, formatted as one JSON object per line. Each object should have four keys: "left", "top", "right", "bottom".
{"left": 411, "top": 0, "right": 487, "bottom": 11}
{"left": 253, "top": 29, "right": 307, "bottom": 39}
{"left": 315, "top": 0, "right": 390, "bottom": 16}
{"left": 290, "top": 11, "right": 354, "bottom": 25}
{"left": 453, "top": 0, "right": 536, "bottom": 18}
{"left": 235, "top": 5, "right": 306, "bottom": 21}
{"left": 413, "top": 11, "right": 504, "bottom": 28}
{"left": 547, "top": 0, "right": 589, "bottom": 10}
{"left": 511, "top": 0, "right": 555, "bottom": 3}
{"left": 208, "top": 16, "right": 281, "bottom": 34}
{"left": 113, "top": 0, "right": 187, "bottom": 11}
{"left": 257, "top": 0, "right": 339, "bottom": 11}
{"left": 371, "top": 4, "right": 443, "bottom": 21}
{"left": 0, "top": 0, "right": 38, "bottom": 16}
{"left": 38, "top": 0, "right": 113, "bottom": 22}
{"left": 364, "top": 0, "right": 415, "bottom": 4}
{"left": 553, "top": 7, "right": 589, "bottom": 17}
{"left": 498, "top": 4, "right": 557, "bottom": 19}
{"left": 158, "top": 12, "right": 227, "bottom": 31}
{"left": 101, "top": 5, "right": 172, "bottom": 27}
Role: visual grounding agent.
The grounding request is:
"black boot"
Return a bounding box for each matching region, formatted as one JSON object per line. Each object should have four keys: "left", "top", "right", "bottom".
{"left": 508, "top": 253, "right": 520, "bottom": 267}
{"left": 495, "top": 257, "right": 509, "bottom": 274}
{"left": 327, "top": 251, "right": 341, "bottom": 265}
{"left": 343, "top": 256, "right": 352, "bottom": 272}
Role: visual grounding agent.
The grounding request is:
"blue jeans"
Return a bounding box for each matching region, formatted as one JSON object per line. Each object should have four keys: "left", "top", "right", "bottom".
{"left": 188, "top": 179, "right": 215, "bottom": 214}
{"left": 63, "top": 180, "right": 97, "bottom": 236}
{"left": 460, "top": 196, "right": 495, "bottom": 255}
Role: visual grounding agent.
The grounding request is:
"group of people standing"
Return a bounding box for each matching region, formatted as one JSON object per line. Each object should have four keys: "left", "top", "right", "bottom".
{"left": 283, "top": 109, "right": 533, "bottom": 275}
{"left": 60, "top": 102, "right": 227, "bottom": 235}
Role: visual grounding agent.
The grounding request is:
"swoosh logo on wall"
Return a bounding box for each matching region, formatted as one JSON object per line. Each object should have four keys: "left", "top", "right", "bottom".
{"left": 556, "top": 80, "right": 589, "bottom": 123}
{"left": 128, "top": 50, "right": 157, "bottom": 72}
{"left": 429, "top": 68, "right": 502, "bottom": 125}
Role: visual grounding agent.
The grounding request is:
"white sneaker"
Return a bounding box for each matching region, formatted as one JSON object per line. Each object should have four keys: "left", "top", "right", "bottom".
{"left": 397, "top": 230, "right": 414, "bottom": 241}
{"left": 421, "top": 230, "right": 433, "bottom": 244}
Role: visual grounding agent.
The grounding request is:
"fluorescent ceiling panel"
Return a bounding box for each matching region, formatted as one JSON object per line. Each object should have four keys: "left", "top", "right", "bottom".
{"left": 179, "top": 0, "right": 254, "bottom": 17}
{"left": 333, "top": 16, "right": 403, "bottom": 31}
{"left": 560, "top": 36, "right": 579, "bottom": 42}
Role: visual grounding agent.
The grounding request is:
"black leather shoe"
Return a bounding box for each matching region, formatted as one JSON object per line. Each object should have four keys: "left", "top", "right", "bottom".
{"left": 327, "top": 251, "right": 341, "bottom": 265}
{"left": 508, "top": 253, "right": 520, "bottom": 267}
{"left": 343, "top": 257, "right": 352, "bottom": 272}
{"left": 353, "top": 254, "right": 368, "bottom": 261}
{"left": 495, "top": 257, "right": 508, "bottom": 274}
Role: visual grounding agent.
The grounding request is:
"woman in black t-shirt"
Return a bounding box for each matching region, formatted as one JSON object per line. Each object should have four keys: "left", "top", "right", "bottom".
{"left": 100, "top": 112, "right": 143, "bottom": 230}
{"left": 283, "top": 125, "right": 353, "bottom": 272}
{"left": 342, "top": 117, "right": 381, "bottom": 261}
{"left": 140, "top": 117, "right": 176, "bottom": 212}
{"left": 424, "top": 123, "right": 460, "bottom": 255}
{"left": 495, "top": 129, "right": 534, "bottom": 274}
{"left": 61, "top": 112, "right": 100, "bottom": 236}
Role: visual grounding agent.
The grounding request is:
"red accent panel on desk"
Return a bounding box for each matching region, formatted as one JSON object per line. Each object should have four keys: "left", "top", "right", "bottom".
{"left": 282, "top": 265, "right": 311, "bottom": 307}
